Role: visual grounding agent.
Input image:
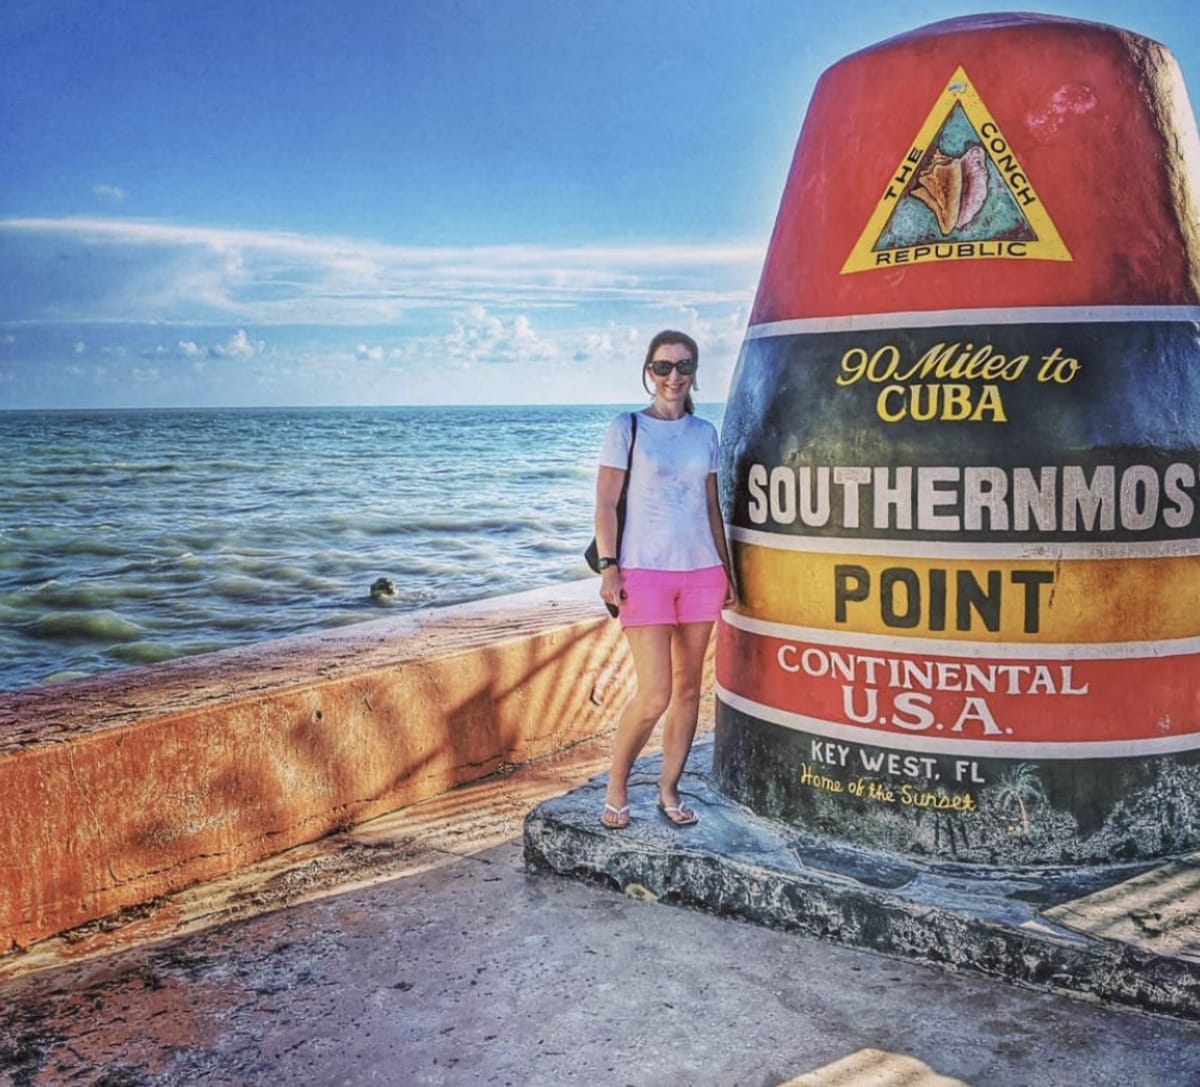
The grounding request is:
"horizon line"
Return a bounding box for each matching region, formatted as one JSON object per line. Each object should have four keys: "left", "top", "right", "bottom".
{"left": 0, "top": 399, "right": 731, "bottom": 414}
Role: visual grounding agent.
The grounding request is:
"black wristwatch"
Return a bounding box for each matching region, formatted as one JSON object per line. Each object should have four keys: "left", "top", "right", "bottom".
{"left": 597, "top": 557, "right": 619, "bottom": 570}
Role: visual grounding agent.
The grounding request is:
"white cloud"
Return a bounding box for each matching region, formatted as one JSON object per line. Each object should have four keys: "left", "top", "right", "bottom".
{"left": 92, "top": 184, "right": 127, "bottom": 205}
{"left": 0, "top": 217, "right": 763, "bottom": 327}
{"left": 210, "top": 329, "right": 264, "bottom": 358}
{"left": 576, "top": 323, "right": 643, "bottom": 362}
{"left": 444, "top": 307, "right": 558, "bottom": 366}
{"left": 148, "top": 331, "right": 263, "bottom": 360}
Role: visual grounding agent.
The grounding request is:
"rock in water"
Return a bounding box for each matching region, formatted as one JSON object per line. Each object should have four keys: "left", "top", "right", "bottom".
{"left": 369, "top": 577, "right": 398, "bottom": 602}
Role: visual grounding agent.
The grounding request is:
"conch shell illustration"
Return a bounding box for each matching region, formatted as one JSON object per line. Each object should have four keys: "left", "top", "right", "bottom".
{"left": 911, "top": 143, "right": 988, "bottom": 234}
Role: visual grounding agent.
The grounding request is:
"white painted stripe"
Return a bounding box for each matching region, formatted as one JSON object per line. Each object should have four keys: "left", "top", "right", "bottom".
{"left": 716, "top": 683, "right": 1200, "bottom": 759}
{"left": 744, "top": 306, "right": 1200, "bottom": 338}
{"left": 719, "top": 609, "right": 1200, "bottom": 660}
{"left": 730, "top": 525, "right": 1200, "bottom": 561}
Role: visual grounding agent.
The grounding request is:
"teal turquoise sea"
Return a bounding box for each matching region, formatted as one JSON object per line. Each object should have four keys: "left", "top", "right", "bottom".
{"left": 0, "top": 404, "right": 723, "bottom": 692}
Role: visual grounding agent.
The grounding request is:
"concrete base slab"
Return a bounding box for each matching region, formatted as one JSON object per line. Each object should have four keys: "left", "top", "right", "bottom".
{"left": 523, "top": 740, "right": 1200, "bottom": 1022}
{"left": 5, "top": 730, "right": 1200, "bottom": 1086}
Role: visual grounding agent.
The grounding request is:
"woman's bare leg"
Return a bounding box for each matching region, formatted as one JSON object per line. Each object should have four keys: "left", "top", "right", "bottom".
{"left": 601, "top": 624, "right": 674, "bottom": 825}
{"left": 657, "top": 621, "right": 715, "bottom": 815}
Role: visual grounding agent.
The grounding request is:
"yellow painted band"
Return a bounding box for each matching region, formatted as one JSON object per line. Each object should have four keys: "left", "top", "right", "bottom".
{"left": 734, "top": 542, "right": 1200, "bottom": 642}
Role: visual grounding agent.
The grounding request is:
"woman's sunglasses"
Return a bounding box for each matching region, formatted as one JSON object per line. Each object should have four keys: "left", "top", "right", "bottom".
{"left": 648, "top": 358, "right": 697, "bottom": 376}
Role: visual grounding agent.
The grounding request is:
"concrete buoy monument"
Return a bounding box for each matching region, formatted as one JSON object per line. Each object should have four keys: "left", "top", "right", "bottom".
{"left": 527, "top": 13, "right": 1200, "bottom": 1017}
{"left": 714, "top": 12, "right": 1200, "bottom": 866}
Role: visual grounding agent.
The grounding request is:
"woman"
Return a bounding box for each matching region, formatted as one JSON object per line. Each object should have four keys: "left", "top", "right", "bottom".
{"left": 593, "top": 330, "right": 735, "bottom": 829}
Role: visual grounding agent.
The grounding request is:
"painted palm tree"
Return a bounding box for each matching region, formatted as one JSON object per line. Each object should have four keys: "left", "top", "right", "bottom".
{"left": 992, "top": 763, "right": 1047, "bottom": 835}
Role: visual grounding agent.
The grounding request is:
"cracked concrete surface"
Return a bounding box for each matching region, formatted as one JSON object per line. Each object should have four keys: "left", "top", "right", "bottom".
{"left": 3, "top": 734, "right": 1200, "bottom": 1087}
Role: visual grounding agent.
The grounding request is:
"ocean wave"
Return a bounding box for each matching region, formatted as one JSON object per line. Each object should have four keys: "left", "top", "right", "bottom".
{"left": 27, "top": 461, "right": 183, "bottom": 477}
{"left": 530, "top": 536, "right": 591, "bottom": 556}
{"left": 205, "top": 459, "right": 269, "bottom": 472}
{"left": 209, "top": 575, "right": 299, "bottom": 603}
{"left": 324, "top": 513, "right": 528, "bottom": 536}
{"left": 111, "top": 641, "right": 187, "bottom": 665}
{"left": 18, "top": 575, "right": 181, "bottom": 607}
{"left": 25, "top": 610, "right": 145, "bottom": 643}
{"left": 168, "top": 529, "right": 235, "bottom": 550}
{"left": 383, "top": 556, "right": 464, "bottom": 577}
{"left": 40, "top": 669, "right": 101, "bottom": 686}
{"left": 59, "top": 537, "right": 130, "bottom": 558}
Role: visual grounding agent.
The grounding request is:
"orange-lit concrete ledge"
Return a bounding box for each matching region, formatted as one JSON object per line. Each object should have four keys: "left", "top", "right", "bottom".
{"left": 0, "top": 580, "right": 631, "bottom": 950}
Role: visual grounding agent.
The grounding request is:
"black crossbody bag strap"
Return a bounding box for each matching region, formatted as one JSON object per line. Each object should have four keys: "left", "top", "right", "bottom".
{"left": 614, "top": 411, "right": 638, "bottom": 551}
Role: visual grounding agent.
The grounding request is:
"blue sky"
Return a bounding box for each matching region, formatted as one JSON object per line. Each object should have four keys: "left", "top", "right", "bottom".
{"left": 2, "top": 0, "right": 1198, "bottom": 409}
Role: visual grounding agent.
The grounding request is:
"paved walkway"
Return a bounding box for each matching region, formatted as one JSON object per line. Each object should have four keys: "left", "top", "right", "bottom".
{"left": 2, "top": 733, "right": 1199, "bottom": 1087}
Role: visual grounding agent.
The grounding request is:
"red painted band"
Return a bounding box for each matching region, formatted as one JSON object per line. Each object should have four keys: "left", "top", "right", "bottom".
{"left": 716, "top": 623, "right": 1200, "bottom": 754}
{"left": 752, "top": 15, "right": 1200, "bottom": 322}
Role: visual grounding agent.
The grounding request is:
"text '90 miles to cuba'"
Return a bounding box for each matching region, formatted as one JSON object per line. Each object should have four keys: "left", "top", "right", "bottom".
{"left": 835, "top": 339, "right": 1079, "bottom": 422}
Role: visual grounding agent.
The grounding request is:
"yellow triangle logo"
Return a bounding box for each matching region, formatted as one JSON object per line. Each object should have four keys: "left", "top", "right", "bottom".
{"left": 842, "top": 67, "right": 1071, "bottom": 274}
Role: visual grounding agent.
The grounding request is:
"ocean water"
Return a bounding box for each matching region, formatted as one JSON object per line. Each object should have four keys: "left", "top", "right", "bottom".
{"left": 0, "top": 403, "right": 724, "bottom": 693}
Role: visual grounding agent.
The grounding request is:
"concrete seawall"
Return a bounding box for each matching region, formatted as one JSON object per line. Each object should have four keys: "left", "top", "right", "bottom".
{"left": 0, "top": 580, "right": 632, "bottom": 951}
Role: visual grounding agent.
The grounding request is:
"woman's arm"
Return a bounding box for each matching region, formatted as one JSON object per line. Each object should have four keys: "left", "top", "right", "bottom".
{"left": 706, "top": 473, "right": 737, "bottom": 605}
{"left": 595, "top": 465, "right": 627, "bottom": 603}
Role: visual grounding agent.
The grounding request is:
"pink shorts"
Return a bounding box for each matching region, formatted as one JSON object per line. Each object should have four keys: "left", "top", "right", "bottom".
{"left": 619, "top": 565, "right": 728, "bottom": 628}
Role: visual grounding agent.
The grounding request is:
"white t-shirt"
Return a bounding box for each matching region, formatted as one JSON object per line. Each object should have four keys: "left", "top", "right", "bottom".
{"left": 598, "top": 410, "right": 722, "bottom": 571}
